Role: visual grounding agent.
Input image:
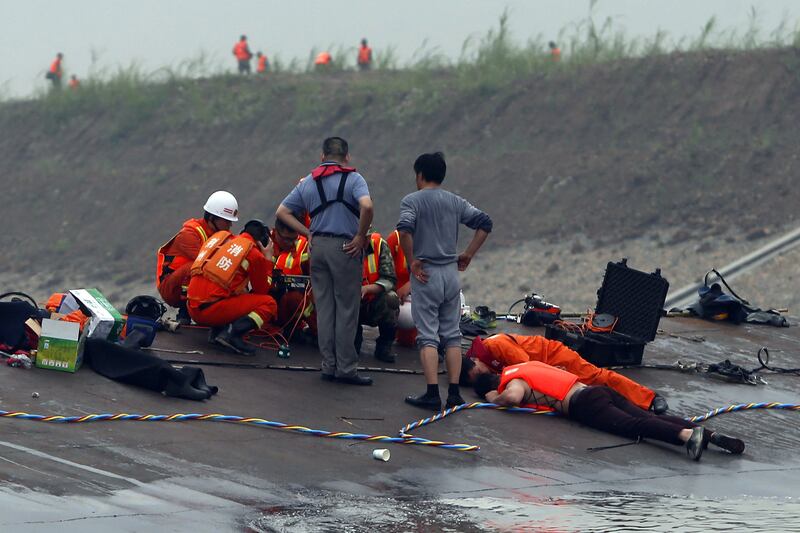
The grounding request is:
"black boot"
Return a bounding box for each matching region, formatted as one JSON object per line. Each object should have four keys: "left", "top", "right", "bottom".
{"left": 709, "top": 432, "right": 745, "bottom": 455}
{"left": 405, "top": 385, "right": 442, "bottom": 411}
{"left": 215, "top": 317, "right": 257, "bottom": 356}
{"left": 176, "top": 304, "right": 192, "bottom": 326}
{"left": 651, "top": 395, "right": 669, "bottom": 414}
{"left": 207, "top": 326, "right": 224, "bottom": 345}
{"left": 374, "top": 323, "right": 396, "bottom": 363}
{"left": 354, "top": 324, "right": 364, "bottom": 355}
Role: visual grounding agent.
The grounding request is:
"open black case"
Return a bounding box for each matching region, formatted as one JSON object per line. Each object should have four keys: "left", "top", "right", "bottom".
{"left": 544, "top": 259, "right": 669, "bottom": 367}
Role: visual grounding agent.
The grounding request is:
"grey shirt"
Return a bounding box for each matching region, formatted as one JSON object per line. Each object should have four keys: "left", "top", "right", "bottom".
{"left": 281, "top": 163, "right": 370, "bottom": 239}
{"left": 396, "top": 188, "right": 493, "bottom": 265}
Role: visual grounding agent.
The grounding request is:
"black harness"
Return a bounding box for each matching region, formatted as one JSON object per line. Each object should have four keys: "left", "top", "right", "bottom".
{"left": 309, "top": 172, "right": 360, "bottom": 219}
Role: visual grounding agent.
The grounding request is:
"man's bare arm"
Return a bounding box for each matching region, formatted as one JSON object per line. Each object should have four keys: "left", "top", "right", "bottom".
{"left": 276, "top": 204, "right": 310, "bottom": 239}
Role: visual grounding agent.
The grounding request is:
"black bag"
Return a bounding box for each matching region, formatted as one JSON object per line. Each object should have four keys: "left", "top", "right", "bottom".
{"left": 687, "top": 270, "right": 788, "bottom": 327}
{"left": 0, "top": 292, "right": 44, "bottom": 351}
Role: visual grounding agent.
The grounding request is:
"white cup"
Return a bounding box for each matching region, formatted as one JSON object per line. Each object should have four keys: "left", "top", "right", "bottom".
{"left": 372, "top": 449, "right": 390, "bottom": 462}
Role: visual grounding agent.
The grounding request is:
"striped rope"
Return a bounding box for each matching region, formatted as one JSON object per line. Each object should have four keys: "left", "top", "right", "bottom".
{"left": 1, "top": 402, "right": 797, "bottom": 454}
{"left": 0, "top": 410, "right": 478, "bottom": 452}
{"left": 399, "top": 402, "right": 556, "bottom": 438}
{"left": 686, "top": 402, "right": 800, "bottom": 423}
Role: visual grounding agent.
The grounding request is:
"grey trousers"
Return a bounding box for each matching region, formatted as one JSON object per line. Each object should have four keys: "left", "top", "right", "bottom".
{"left": 410, "top": 262, "right": 462, "bottom": 349}
{"left": 310, "top": 235, "right": 363, "bottom": 377}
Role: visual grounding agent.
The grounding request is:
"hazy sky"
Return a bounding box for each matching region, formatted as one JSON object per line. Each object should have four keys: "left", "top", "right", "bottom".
{"left": 1, "top": 0, "right": 799, "bottom": 98}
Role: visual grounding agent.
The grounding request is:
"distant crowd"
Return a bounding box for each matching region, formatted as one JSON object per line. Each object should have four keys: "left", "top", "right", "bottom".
{"left": 43, "top": 36, "right": 562, "bottom": 91}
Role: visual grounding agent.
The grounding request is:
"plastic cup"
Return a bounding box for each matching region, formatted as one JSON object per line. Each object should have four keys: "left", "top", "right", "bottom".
{"left": 372, "top": 449, "right": 390, "bottom": 462}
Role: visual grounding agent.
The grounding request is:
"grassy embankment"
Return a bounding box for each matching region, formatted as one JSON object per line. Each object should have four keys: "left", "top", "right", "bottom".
{"left": 6, "top": 8, "right": 800, "bottom": 139}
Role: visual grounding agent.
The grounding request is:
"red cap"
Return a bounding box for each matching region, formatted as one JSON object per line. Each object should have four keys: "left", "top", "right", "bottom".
{"left": 467, "top": 337, "right": 502, "bottom": 373}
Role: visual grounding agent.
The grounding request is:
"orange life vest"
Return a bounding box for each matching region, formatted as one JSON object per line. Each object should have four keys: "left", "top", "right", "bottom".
{"left": 357, "top": 45, "right": 372, "bottom": 65}
{"left": 362, "top": 233, "right": 383, "bottom": 286}
{"left": 156, "top": 219, "right": 209, "bottom": 287}
{"left": 234, "top": 41, "right": 251, "bottom": 61}
{"left": 315, "top": 52, "right": 332, "bottom": 65}
{"left": 498, "top": 361, "right": 579, "bottom": 401}
{"left": 386, "top": 230, "right": 409, "bottom": 288}
{"left": 551, "top": 48, "right": 561, "bottom": 62}
{"left": 274, "top": 235, "right": 309, "bottom": 276}
{"left": 257, "top": 55, "right": 267, "bottom": 72}
{"left": 190, "top": 231, "right": 254, "bottom": 291}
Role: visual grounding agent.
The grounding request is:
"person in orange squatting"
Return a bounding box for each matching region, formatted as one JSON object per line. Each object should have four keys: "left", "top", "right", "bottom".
{"left": 156, "top": 191, "right": 239, "bottom": 324}
{"left": 270, "top": 217, "right": 317, "bottom": 339}
{"left": 460, "top": 334, "right": 669, "bottom": 414}
{"left": 386, "top": 229, "right": 416, "bottom": 347}
{"left": 187, "top": 220, "right": 277, "bottom": 355}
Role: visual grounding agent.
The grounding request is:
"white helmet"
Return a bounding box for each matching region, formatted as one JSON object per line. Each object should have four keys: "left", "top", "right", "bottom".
{"left": 204, "top": 191, "right": 239, "bottom": 222}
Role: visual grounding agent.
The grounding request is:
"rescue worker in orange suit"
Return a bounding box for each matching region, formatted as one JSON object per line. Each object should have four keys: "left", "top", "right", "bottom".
{"left": 46, "top": 53, "right": 64, "bottom": 90}
{"left": 271, "top": 217, "right": 317, "bottom": 339}
{"left": 356, "top": 232, "right": 400, "bottom": 362}
{"left": 233, "top": 35, "right": 253, "bottom": 74}
{"left": 156, "top": 191, "right": 240, "bottom": 324}
{"left": 387, "top": 229, "right": 416, "bottom": 347}
{"left": 357, "top": 38, "right": 372, "bottom": 71}
{"left": 187, "top": 219, "right": 277, "bottom": 355}
{"left": 314, "top": 51, "right": 332, "bottom": 70}
{"left": 68, "top": 75, "right": 79, "bottom": 90}
{"left": 549, "top": 41, "right": 561, "bottom": 62}
{"left": 475, "top": 361, "right": 745, "bottom": 461}
{"left": 256, "top": 51, "right": 269, "bottom": 74}
{"left": 461, "top": 334, "right": 670, "bottom": 414}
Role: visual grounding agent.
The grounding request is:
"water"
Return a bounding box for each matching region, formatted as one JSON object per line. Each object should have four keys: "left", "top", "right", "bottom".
{"left": 248, "top": 491, "right": 800, "bottom": 532}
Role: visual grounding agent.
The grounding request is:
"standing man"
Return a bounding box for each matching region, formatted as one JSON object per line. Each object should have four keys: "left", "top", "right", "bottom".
{"left": 46, "top": 53, "right": 64, "bottom": 90}
{"left": 398, "top": 152, "right": 492, "bottom": 410}
{"left": 233, "top": 35, "right": 253, "bottom": 74}
{"left": 357, "top": 38, "right": 372, "bottom": 70}
{"left": 276, "top": 137, "right": 374, "bottom": 385}
{"left": 256, "top": 51, "right": 269, "bottom": 75}
{"left": 548, "top": 41, "right": 561, "bottom": 62}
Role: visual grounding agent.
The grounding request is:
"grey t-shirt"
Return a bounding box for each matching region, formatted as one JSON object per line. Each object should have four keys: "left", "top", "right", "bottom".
{"left": 281, "top": 165, "right": 370, "bottom": 238}
{"left": 396, "top": 188, "right": 492, "bottom": 265}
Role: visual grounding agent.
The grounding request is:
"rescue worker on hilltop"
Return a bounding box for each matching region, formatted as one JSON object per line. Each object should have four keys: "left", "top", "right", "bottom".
{"left": 460, "top": 334, "right": 669, "bottom": 414}
{"left": 156, "top": 191, "right": 239, "bottom": 324}
{"left": 314, "top": 51, "right": 332, "bottom": 70}
{"left": 271, "top": 217, "right": 317, "bottom": 340}
{"left": 233, "top": 35, "right": 253, "bottom": 74}
{"left": 387, "top": 229, "right": 416, "bottom": 347}
{"left": 46, "top": 53, "right": 64, "bottom": 90}
{"left": 187, "top": 219, "right": 277, "bottom": 355}
{"left": 356, "top": 232, "right": 400, "bottom": 363}
{"left": 256, "top": 51, "right": 269, "bottom": 75}
{"left": 357, "top": 38, "right": 372, "bottom": 71}
{"left": 549, "top": 41, "right": 561, "bottom": 62}
{"left": 68, "top": 75, "right": 80, "bottom": 90}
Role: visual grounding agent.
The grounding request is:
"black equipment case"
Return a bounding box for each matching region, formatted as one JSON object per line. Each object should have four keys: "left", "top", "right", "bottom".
{"left": 544, "top": 259, "right": 669, "bottom": 367}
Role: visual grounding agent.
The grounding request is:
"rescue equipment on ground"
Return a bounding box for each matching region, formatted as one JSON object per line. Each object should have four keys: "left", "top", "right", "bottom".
{"left": 546, "top": 259, "right": 669, "bottom": 367}
{"left": 683, "top": 269, "right": 789, "bottom": 327}
{"left": 507, "top": 293, "right": 561, "bottom": 327}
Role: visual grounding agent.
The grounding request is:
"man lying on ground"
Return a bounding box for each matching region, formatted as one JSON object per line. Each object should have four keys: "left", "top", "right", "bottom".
{"left": 461, "top": 334, "right": 668, "bottom": 413}
{"left": 474, "top": 361, "right": 745, "bottom": 461}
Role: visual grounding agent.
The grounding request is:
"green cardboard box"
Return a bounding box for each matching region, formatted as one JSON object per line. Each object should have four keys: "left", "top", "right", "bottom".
{"left": 36, "top": 319, "right": 84, "bottom": 373}
{"left": 63, "top": 288, "right": 125, "bottom": 342}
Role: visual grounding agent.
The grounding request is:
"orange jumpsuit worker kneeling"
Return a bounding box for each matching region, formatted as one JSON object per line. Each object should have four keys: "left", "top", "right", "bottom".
{"left": 461, "top": 334, "right": 669, "bottom": 414}
{"left": 156, "top": 191, "right": 239, "bottom": 324}
{"left": 187, "top": 220, "right": 277, "bottom": 355}
{"left": 271, "top": 217, "right": 317, "bottom": 339}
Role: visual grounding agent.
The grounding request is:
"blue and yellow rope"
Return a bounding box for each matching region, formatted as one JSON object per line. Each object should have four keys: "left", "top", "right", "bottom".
{"left": 1, "top": 402, "right": 797, "bottom": 454}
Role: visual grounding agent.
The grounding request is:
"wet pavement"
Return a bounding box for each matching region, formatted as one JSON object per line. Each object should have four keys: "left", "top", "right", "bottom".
{"left": 0, "top": 317, "right": 798, "bottom": 531}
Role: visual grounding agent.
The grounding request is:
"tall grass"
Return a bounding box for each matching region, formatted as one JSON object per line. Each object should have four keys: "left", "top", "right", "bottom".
{"left": 19, "top": 6, "right": 800, "bottom": 131}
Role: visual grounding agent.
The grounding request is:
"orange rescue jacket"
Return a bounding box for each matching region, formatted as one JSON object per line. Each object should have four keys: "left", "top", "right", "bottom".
{"left": 386, "top": 229, "right": 409, "bottom": 288}
{"left": 498, "top": 361, "right": 579, "bottom": 402}
{"left": 357, "top": 45, "right": 372, "bottom": 65}
{"left": 233, "top": 41, "right": 252, "bottom": 61}
{"left": 257, "top": 55, "right": 267, "bottom": 72}
{"left": 156, "top": 218, "right": 211, "bottom": 287}
{"left": 315, "top": 52, "right": 332, "bottom": 65}
{"left": 273, "top": 234, "right": 309, "bottom": 276}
